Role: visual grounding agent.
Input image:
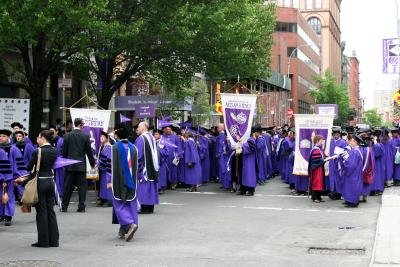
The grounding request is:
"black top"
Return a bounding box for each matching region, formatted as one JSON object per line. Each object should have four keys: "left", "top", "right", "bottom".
{"left": 62, "top": 129, "right": 95, "bottom": 172}
{"left": 27, "top": 144, "right": 57, "bottom": 177}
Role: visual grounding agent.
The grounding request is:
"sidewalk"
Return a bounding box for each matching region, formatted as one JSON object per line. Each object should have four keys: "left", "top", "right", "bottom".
{"left": 371, "top": 187, "right": 400, "bottom": 267}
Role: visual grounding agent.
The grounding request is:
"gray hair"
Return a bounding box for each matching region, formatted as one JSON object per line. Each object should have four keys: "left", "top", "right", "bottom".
{"left": 139, "top": 121, "right": 149, "bottom": 130}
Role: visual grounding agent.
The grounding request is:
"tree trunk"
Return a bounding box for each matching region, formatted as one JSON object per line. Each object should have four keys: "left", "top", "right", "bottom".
{"left": 29, "top": 85, "right": 45, "bottom": 142}
{"left": 98, "top": 89, "right": 113, "bottom": 110}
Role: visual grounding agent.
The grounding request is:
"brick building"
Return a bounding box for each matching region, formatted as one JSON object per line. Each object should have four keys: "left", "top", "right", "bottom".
{"left": 348, "top": 55, "right": 360, "bottom": 125}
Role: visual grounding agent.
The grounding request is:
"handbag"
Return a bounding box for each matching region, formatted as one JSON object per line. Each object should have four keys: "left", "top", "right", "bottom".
{"left": 1, "top": 183, "right": 8, "bottom": 204}
{"left": 21, "top": 148, "right": 41, "bottom": 206}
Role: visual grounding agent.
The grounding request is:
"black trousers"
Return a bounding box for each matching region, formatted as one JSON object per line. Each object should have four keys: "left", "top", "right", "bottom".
{"left": 35, "top": 179, "right": 59, "bottom": 247}
{"left": 311, "top": 190, "right": 322, "bottom": 201}
{"left": 62, "top": 171, "right": 87, "bottom": 210}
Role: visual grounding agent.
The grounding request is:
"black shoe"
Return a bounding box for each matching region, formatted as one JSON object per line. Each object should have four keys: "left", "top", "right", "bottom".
{"left": 245, "top": 191, "right": 254, "bottom": 196}
{"left": 393, "top": 181, "right": 400, "bottom": 187}
{"left": 4, "top": 217, "right": 11, "bottom": 226}
{"left": 77, "top": 208, "right": 85, "bottom": 213}
{"left": 125, "top": 224, "right": 138, "bottom": 242}
{"left": 31, "top": 242, "right": 49, "bottom": 248}
{"left": 60, "top": 208, "right": 67, "bottom": 212}
{"left": 50, "top": 243, "right": 59, "bottom": 247}
{"left": 0, "top": 217, "right": 4, "bottom": 222}
{"left": 237, "top": 191, "right": 246, "bottom": 195}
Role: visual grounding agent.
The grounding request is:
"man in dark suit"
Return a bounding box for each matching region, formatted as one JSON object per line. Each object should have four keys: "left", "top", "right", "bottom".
{"left": 61, "top": 118, "right": 95, "bottom": 212}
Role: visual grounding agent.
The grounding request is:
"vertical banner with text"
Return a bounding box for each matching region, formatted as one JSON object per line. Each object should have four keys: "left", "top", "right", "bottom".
{"left": 221, "top": 93, "right": 257, "bottom": 148}
{"left": 70, "top": 108, "right": 112, "bottom": 179}
{"left": 293, "top": 114, "right": 334, "bottom": 176}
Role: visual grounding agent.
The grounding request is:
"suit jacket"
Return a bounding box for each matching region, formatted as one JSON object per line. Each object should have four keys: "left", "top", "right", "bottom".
{"left": 62, "top": 129, "right": 95, "bottom": 172}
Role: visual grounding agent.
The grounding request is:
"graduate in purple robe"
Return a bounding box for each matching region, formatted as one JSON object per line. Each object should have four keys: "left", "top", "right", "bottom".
{"left": 382, "top": 129, "right": 394, "bottom": 186}
{"left": 276, "top": 131, "right": 288, "bottom": 182}
{"left": 184, "top": 131, "right": 202, "bottom": 191}
{"left": 110, "top": 125, "right": 139, "bottom": 241}
{"left": 216, "top": 124, "right": 232, "bottom": 190}
{"left": 10, "top": 122, "right": 32, "bottom": 145}
{"left": 135, "top": 122, "right": 159, "bottom": 214}
{"left": 338, "top": 135, "right": 364, "bottom": 208}
{"left": 13, "top": 130, "right": 34, "bottom": 200}
{"left": 282, "top": 130, "right": 295, "bottom": 188}
{"left": 199, "top": 130, "right": 210, "bottom": 183}
{"left": 391, "top": 129, "right": 400, "bottom": 186}
{"left": 371, "top": 130, "right": 385, "bottom": 194}
{"left": 0, "top": 129, "right": 28, "bottom": 225}
{"left": 254, "top": 125, "right": 267, "bottom": 184}
{"left": 154, "top": 130, "right": 170, "bottom": 193}
{"left": 238, "top": 136, "right": 257, "bottom": 196}
{"left": 262, "top": 128, "right": 273, "bottom": 179}
{"left": 327, "top": 127, "right": 348, "bottom": 200}
{"left": 271, "top": 135, "right": 279, "bottom": 175}
{"left": 176, "top": 131, "right": 186, "bottom": 184}
{"left": 162, "top": 125, "right": 180, "bottom": 188}
{"left": 358, "top": 129, "right": 374, "bottom": 202}
{"left": 49, "top": 126, "right": 65, "bottom": 198}
{"left": 97, "top": 131, "right": 113, "bottom": 206}
{"left": 209, "top": 128, "right": 219, "bottom": 180}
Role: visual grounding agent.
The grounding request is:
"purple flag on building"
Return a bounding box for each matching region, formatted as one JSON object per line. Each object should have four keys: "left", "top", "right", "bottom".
{"left": 120, "top": 114, "right": 132, "bottom": 123}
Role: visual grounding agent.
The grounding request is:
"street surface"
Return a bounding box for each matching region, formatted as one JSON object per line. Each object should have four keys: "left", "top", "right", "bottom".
{"left": 0, "top": 177, "right": 380, "bottom": 267}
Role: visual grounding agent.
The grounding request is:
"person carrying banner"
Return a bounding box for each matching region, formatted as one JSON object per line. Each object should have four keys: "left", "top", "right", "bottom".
{"left": 327, "top": 127, "right": 348, "bottom": 200}
{"left": 135, "top": 121, "right": 159, "bottom": 214}
{"left": 61, "top": 118, "right": 96, "bottom": 213}
{"left": 97, "top": 131, "right": 113, "bottom": 207}
{"left": 0, "top": 129, "right": 28, "bottom": 226}
{"left": 109, "top": 125, "right": 139, "bottom": 241}
{"left": 308, "top": 135, "right": 327, "bottom": 203}
{"left": 338, "top": 135, "right": 364, "bottom": 208}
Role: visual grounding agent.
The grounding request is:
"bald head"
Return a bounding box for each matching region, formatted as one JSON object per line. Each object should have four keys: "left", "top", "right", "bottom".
{"left": 137, "top": 121, "right": 149, "bottom": 135}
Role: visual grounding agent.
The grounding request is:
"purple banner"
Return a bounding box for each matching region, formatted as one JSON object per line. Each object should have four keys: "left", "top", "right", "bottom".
{"left": 225, "top": 108, "right": 251, "bottom": 140}
{"left": 383, "top": 38, "right": 399, "bottom": 74}
{"left": 299, "top": 128, "right": 328, "bottom": 162}
{"left": 82, "top": 126, "right": 102, "bottom": 154}
{"left": 134, "top": 103, "right": 155, "bottom": 118}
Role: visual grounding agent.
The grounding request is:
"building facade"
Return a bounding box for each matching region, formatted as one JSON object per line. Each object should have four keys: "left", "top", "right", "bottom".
{"left": 271, "top": 6, "right": 321, "bottom": 115}
{"left": 273, "top": 0, "right": 342, "bottom": 84}
{"left": 348, "top": 55, "right": 360, "bottom": 125}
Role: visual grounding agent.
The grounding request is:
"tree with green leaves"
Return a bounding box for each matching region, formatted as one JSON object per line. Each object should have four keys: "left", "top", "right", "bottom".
{"left": 73, "top": 0, "right": 276, "bottom": 109}
{"left": 363, "top": 109, "right": 383, "bottom": 126}
{"left": 313, "top": 70, "right": 351, "bottom": 125}
{"left": 0, "top": 1, "right": 98, "bottom": 138}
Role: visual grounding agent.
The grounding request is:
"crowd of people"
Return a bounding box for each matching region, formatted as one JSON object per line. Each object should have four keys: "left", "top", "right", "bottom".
{"left": 0, "top": 118, "right": 397, "bottom": 247}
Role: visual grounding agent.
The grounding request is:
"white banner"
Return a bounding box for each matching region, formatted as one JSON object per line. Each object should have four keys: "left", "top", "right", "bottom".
{"left": 221, "top": 93, "right": 257, "bottom": 148}
{"left": 0, "top": 98, "right": 30, "bottom": 133}
{"left": 70, "top": 108, "right": 112, "bottom": 179}
{"left": 293, "top": 114, "right": 334, "bottom": 176}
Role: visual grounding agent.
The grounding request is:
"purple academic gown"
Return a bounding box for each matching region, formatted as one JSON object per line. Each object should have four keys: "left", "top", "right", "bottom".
{"left": 135, "top": 133, "right": 159, "bottom": 206}
{"left": 162, "top": 133, "right": 179, "bottom": 184}
{"left": 360, "top": 145, "right": 374, "bottom": 196}
{"left": 111, "top": 143, "right": 138, "bottom": 226}
{"left": 0, "top": 144, "right": 28, "bottom": 217}
{"left": 371, "top": 143, "right": 385, "bottom": 192}
{"left": 276, "top": 138, "right": 287, "bottom": 181}
{"left": 384, "top": 139, "right": 394, "bottom": 182}
{"left": 199, "top": 137, "right": 210, "bottom": 183}
{"left": 271, "top": 136, "right": 279, "bottom": 174}
{"left": 98, "top": 144, "right": 113, "bottom": 200}
{"left": 216, "top": 132, "right": 232, "bottom": 189}
{"left": 157, "top": 139, "right": 169, "bottom": 190}
{"left": 262, "top": 134, "right": 273, "bottom": 179}
{"left": 52, "top": 137, "right": 65, "bottom": 197}
{"left": 392, "top": 137, "right": 400, "bottom": 182}
{"left": 256, "top": 136, "right": 268, "bottom": 181}
{"left": 209, "top": 137, "right": 219, "bottom": 179}
{"left": 14, "top": 142, "right": 34, "bottom": 195}
{"left": 177, "top": 137, "right": 185, "bottom": 183}
{"left": 282, "top": 137, "right": 294, "bottom": 184}
{"left": 329, "top": 138, "right": 347, "bottom": 194}
{"left": 340, "top": 147, "right": 363, "bottom": 204}
{"left": 184, "top": 138, "right": 202, "bottom": 185}
{"left": 242, "top": 138, "right": 257, "bottom": 189}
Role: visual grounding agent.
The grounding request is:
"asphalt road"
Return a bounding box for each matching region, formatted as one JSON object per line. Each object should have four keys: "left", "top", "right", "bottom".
{"left": 0, "top": 177, "right": 380, "bottom": 267}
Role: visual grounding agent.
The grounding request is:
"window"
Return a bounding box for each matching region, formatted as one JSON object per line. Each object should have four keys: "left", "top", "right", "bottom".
{"left": 287, "top": 47, "right": 297, "bottom": 57}
{"left": 284, "top": 0, "right": 291, "bottom": 7}
{"left": 298, "top": 100, "right": 311, "bottom": 114}
{"left": 276, "top": 22, "right": 297, "bottom": 33}
{"left": 306, "top": 0, "right": 313, "bottom": 9}
{"left": 293, "top": 0, "right": 299, "bottom": 8}
{"left": 308, "top": 17, "right": 321, "bottom": 36}
{"left": 315, "top": 0, "right": 322, "bottom": 8}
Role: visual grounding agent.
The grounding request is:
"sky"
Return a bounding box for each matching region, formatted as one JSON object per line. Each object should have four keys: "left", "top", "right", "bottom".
{"left": 341, "top": 0, "right": 399, "bottom": 109}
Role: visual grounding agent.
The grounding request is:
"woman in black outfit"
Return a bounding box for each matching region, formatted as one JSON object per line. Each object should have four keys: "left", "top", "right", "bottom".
{"left": 16, "top": 130, "right": 59, "bottom": 248}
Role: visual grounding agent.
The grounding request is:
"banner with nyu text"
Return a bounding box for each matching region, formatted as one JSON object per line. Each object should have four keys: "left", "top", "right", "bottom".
{"left": 70, "top": 108, "right": 112, "bottom": 179}
{"left": 221, "top": 93, "right": 257, "bottom": 148}
{"left": 293, "top": 114, "right": 334, "bottom": 176}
